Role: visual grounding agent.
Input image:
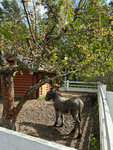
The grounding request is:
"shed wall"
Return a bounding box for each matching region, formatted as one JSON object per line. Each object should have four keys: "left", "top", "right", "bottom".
{"left": 0, "top": 70, "right": 51, "bottom": 98}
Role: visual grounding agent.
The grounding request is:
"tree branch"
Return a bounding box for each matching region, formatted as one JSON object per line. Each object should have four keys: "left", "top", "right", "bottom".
{"left": 0, "top": 65, "right": 19, "bottom": 74}
{"left": 21, "top": 0, "right": 44, "bottom": 53}
{"left": 21, "top": 0, "right": 35, "bottom": 43}
{"left": 76, "top": 16, "right": 88, "bottom": 24}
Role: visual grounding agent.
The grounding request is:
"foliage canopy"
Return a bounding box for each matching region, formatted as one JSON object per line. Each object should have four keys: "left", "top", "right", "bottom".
{"left": 0, "top": 0, "right": 113, "bottom": 84}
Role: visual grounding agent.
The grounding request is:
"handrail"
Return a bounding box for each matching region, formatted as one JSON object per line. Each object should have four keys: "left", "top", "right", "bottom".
{"left": 64, "top": 80, "right": 98, "bottom": 84}
{"left": 98, "top": 84, "right": 113, "bottom": 150}
{"left": 61, "top": 80, "right": 98, "bottom": 92}
{"left": 64, "top": 80, "right": 98, "bottom": 87}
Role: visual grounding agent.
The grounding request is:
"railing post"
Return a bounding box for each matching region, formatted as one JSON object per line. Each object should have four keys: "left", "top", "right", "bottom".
{"left": 67, "top": 80, "right": 69, "bottom": 88}
{"left": 64, "top": 81, "right": 66, "bottom": 87}
{"left": 102, "top": 85, "right": 107, "bottom": 98}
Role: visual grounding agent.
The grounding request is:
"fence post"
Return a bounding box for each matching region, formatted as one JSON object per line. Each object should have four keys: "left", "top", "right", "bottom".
{"left": 64, "top": 81, "right": 67, "bottom": 88}
{"left": 102, "top": 85, "right": 107, "bottom": 98}
{"left": 67, "top": 80, "right": 69, "bottom": 89}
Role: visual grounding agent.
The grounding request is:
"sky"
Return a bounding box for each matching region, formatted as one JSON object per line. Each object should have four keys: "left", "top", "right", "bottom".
{"left": 0, "top": 0, "right": 112, "bottom": 4}
{"left": 106, "top": 0, "right": 111, "bottom": 3}
{"left": 0, "top": 0, "right": 112, "bottom": 16}
{"left": 27, "top": 0, "right": 112, "bottom": 16}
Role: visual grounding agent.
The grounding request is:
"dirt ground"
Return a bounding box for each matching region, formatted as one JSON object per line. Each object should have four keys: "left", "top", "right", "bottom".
{"left": 0, "top": 92, "right": 99, "bottom": 150}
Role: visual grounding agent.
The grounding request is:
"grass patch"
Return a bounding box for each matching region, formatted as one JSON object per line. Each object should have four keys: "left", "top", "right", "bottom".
{"left": 89, "top": 134, "right": 100, "bottom": 150}
{"left": 37, "top": 95, "right": 45, "bottom": 100}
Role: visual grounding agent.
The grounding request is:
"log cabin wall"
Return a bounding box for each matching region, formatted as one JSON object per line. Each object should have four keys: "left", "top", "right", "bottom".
{"left": 0, "top": 70, "right": 52, "bottom": 98}
{"left": 13, "top": 70, "right": 37, "bottom": 98}
{"left": 0, "top": 59, "right": 53, "bottom": 98}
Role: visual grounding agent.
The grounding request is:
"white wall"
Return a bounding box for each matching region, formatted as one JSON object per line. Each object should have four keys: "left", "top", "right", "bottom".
{"left": 107, "top": 91, "right": 113, "bottom": 122}
{"left": 0, "top": 127, "right": 76, "bottom": 150}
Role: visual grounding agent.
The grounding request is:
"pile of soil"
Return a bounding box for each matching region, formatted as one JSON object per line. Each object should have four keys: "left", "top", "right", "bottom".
{"left": 0, "top": 92, "right": 99, "bottom": 150}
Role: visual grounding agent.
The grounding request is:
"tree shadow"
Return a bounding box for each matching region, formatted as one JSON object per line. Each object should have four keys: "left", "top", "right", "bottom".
{"left": 19, "top": 121, "right": 87, "bottom": 149}
{"left": 19, "top": 121, "right": 70, "bottom": 142}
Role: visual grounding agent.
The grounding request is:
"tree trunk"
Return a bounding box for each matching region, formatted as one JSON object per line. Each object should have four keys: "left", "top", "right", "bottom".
{"left": 0, "top": 73, "right": 16, "bottom": 130}
{"left": 0, "top": 72, "right": 43, "bottom": 130}
{"left": 0, "top": 72, "right": 34, "bottom": 130}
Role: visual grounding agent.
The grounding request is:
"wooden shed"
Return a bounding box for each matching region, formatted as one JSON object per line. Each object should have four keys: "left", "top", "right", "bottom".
{"left": 0, "top": 69, "right": 53, "bottom": 98}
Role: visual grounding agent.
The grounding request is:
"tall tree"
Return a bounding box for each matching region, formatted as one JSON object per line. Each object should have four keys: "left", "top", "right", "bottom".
{"left": 0, "top": 0, "right": 21, "bottom": 23}
{"left": 0, "top": 0, "right": 112, "bottom": 130}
